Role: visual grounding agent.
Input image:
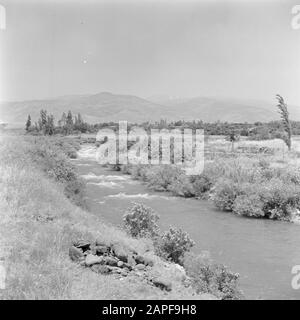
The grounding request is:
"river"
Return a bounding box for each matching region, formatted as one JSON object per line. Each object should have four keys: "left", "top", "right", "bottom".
{"left": 74, "top": 144, "right": 300, "bottom": 299}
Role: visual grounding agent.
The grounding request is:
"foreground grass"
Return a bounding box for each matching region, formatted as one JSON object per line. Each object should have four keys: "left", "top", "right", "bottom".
{"left": 0, "top": 135, "right": 219, "bottom": 300}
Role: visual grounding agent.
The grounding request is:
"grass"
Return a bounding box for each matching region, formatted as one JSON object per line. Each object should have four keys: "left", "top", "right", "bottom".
{"left": 0, "top": 134, "right": 220, "bottom": 300}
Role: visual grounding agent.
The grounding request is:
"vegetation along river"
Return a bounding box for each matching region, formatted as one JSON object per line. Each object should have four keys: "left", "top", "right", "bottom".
{"left": 74, "top": 144, "right": 300, "bottom": 299}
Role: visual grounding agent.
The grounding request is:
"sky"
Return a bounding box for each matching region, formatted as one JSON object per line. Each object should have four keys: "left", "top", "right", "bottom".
{"left": 0, "top": 0, "right": 300, "bottom": 105}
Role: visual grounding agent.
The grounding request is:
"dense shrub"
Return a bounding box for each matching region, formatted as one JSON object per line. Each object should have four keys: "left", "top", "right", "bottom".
{"left": 259, "top": 179, "right": 300, "bottom": 220}
{"left": 211, "top": 180, "right": 244, "bottom": 211}
{"left": 167, "top": 173, "right": 195, "bottom": 197}
{"left": 190, "top": 174, "right": 213, "bottom": 198}
{"left": 233, "top": 194, "right": 265, "bottom": 217}
{"left": 123, "top": 202, "right": 160, "bottom": 238}
{"left": 184, "top": 253, "right": 242, "bottom": 300}
{"left": 52, "top": 138, "right": 81, "bottom": 159}
{"left": 145, "top": 165, "right": 181, "bottom": 191}
{"left": 156, "top": 227, "right": 195, "bottom": 264}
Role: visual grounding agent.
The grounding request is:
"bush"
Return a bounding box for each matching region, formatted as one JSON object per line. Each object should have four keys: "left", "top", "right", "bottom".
{"left": 23, "top": 137, "right": 86, "bottom": 206}
{"left": 190, "top": 174, "right": 213, "bottom": 198}
{"left": 184, "top": 253, "right": 242, "bottom": 300}
{"left": 259, "top": 179, "right": 300, "bottom": 220}
{"left": 233, "top": 194, "right": 265, "bottom": 218}
{"left": 156, "top": 227, "right": 195, "bottom": 264}
{"left": 211, "top": 180, "right": 244, "bottom": 211}
{"left": 52, "top": 138, "right": 80, "bottom": 159}
{"left": 167, "top": 173, "right": 195, "bottom": 197}
{"left": 145, "top": 165, "right": 181, "bottom": 191}
{"left": 123, "top": 202, "right": 160, "bottom": 238}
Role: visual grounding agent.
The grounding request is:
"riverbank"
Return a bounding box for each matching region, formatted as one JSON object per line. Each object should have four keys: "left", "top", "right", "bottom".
{"left": 96, "top": 135, "right": 300, "bottom": 223}
{"left": 0, "top": 135, "right": 241, "bottom": 299}
{"left": 76, "top": 143, "right": 300, "bottom": 299}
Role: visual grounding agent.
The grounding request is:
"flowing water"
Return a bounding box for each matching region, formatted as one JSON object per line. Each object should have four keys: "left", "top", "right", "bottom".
{"left": 74, "top": 144, "right": 300, "bottom": 299}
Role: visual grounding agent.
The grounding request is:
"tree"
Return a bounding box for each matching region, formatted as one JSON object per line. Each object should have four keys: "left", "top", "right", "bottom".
{"left": 276, "top": 94, "right": 291, "bottom": 150}
{"left": 25, "top": 114, "right": 31, "bottom": 131}
{"left": 226, "top": 130, "right": 240, "bottom": 152}
{"left": 45, "top": 114, "right": 54, "bottom": 135}
{"left": 39, "top": 109, "right": 47, "bottom": 132}
{"left": 58, "top": 112, "right": 67, "bottom": 127}
{"left": 66, "top": 110, "right": 73, "bottom": 134}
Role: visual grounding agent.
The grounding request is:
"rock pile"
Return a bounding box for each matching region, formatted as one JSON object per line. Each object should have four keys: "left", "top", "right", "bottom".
{"left": 69, "top": 238, "right": 172, "bottom": 291}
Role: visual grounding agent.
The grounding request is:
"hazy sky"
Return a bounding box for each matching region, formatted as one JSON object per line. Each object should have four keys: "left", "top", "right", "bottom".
{"left": 1, "top": 0, "right": 300, "bottom": 104}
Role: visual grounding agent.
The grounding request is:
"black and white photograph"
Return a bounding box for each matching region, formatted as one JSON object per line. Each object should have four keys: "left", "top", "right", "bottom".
{"left": 1, "top": 0, "right": 300, "bottom": 305}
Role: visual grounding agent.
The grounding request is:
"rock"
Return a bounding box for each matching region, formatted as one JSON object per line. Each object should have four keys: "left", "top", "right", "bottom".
{"left": 134, "top": 255, "right": 145, "bottom": 265}
{"left": 117, "top": 261, "right": 124, "bottom": 268}
{"left": 69, "top": 246, "right": 84, "bottom": 262}
{"left": 85, "top": 254, "right": 103, "bottom": 266}
{"left": 127, "top": 255, "right": 136, "bottom": 267}
{"left": 135, "top": 255, "right": 154, "bottom": 267}
{"left": 135, "top": 264, "right": 145, "bottom": 271}
{"left": 152, "top": 278, "right": 172, "bottom": 291}
{"left": 95, "top": 238, "right": 107, "bottom": 247}
{"left": 95, "top": 245, "right": 109, "bottom": 255}
{"left": 166, "top": 263, "right": 186, "bottom": 281}
{"left": 103, "top": 257, "right": 118, "bottom": 266}
{"left": 112, "top": 244, "right": 129, "bottom": 263}
{"left": 73, "top": 239, "right": 91, "bottom": 252}
{"left": 123, "top": 263, "right": 133, "bottom": 271}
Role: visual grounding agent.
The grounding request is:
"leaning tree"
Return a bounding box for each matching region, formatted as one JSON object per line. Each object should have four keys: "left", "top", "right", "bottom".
{"left": 276, "top": 94, "right": 291, "bottom": 151}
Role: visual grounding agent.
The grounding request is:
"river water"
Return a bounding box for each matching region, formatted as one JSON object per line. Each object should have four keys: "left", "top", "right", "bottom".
{"left": 74, "top": 144, "right": 300, "bottom": 299}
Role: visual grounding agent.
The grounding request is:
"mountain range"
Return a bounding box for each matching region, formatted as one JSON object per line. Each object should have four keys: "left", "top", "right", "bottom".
{"left": 1, "top": 92, "right": 299, "bottom": 127}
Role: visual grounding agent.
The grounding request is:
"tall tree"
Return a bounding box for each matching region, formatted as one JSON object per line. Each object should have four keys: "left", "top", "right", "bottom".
{"left": 25, "top": 114, "right": 31, "bottom": 131}
{"left": 59, "top": 112, "right": 67, "bottom": 127}
{"left": 39, "top": 109, "right": 47, "bottom": 132}
{"left": 45, "top": 114, "right": 55, "bottom": 135}
{"left": 65, "top": 110, "right": 73, "bottom": 134}
{"left": 66, "top": 110, "right": 73, "bottom": 126}
{"left": 276, "top": 94, "right": 291, "bottom": 150}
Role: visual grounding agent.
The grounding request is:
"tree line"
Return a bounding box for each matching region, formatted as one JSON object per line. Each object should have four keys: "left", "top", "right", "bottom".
{"left": 26, "top": 110, "right": 89, "bottom": 135}
{"left": 24, "top": 95, "right": 292, "bottom": 150}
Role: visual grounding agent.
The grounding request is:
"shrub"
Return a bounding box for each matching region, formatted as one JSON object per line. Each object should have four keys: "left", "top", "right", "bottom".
{"left": 190, "top": 174, "right": 213, "bottom": 198}
{"left": 233, "top": 194, "right": 265, "bottom": 218}
{"left": 146, "top": 165, "right": 181, "bottom": 191}
{"left": 156, "top": 227, "right": 195, "bottom": 264}
{"left": 167, "top": 173, "right": 195, "bottom": 197}
{"left": 259, "top": 179, "right": 300, "bottom": 220}
{"left": 184, "top": 253, "right": 242, "bottom": 300}
{"left": 123, "top": 202, "right": 160, "bottom": 238}
{"left": 130, "top": 164, "right": 148, "bottom": 180}
{"left": 52, "top": 138, "right": 81, "bottom": 159}
{"left": 23, "top": 137, "right": 86, "bottom": 206}
{"left": 211, "top": 180, "right": 244, "bottom": 211}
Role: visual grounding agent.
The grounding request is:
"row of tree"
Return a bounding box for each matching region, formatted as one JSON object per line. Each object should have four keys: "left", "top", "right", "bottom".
{"left": 25, "top": 110, "right": 88, "bottom": 135}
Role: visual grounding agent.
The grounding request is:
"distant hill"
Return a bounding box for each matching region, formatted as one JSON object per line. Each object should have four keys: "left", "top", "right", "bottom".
{"left": 1, "top": 92, "right": 300, "bottom": 127}
{"left": 148, "top": 95, "right": 300, "bottom": 123}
